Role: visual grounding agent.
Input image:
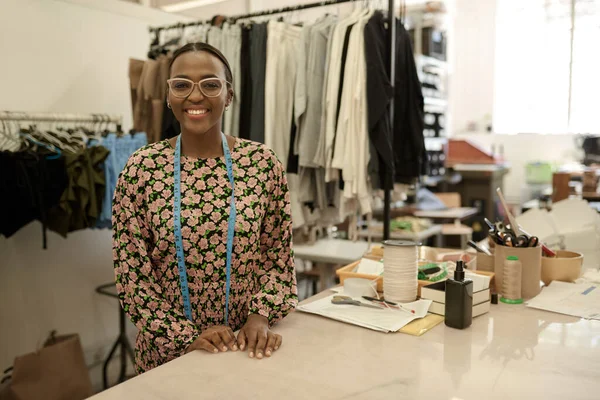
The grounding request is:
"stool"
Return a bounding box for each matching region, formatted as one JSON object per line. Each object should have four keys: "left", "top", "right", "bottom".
{"left": 96, "top": 283, "right": 135, "bottom": 389}
{"left": 296, "top": 270, "right": 320, "bottom": 300}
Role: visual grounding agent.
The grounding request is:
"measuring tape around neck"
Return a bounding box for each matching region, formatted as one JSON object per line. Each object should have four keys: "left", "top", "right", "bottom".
{"left": 173, "top": 132, "right": 236, "bottom": 325}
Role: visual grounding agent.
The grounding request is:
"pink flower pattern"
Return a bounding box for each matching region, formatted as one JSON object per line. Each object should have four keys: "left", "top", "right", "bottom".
{"left": 113, "top": 138, "right": 297, "bottom": 374}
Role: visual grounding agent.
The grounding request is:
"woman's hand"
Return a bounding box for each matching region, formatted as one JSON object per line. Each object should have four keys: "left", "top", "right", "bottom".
{"left": 185, "top": 325, "right": 238, "bottom": 354}
{"left": 237, "top": 314, "right": 282, "bottom": 359}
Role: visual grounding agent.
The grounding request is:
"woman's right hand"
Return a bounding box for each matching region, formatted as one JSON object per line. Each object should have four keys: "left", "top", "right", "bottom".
{"left": 185, "top": 326, "right": 238, "bottom": 354}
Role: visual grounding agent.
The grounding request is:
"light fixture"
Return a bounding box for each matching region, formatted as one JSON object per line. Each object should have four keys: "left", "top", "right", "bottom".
{"left": 161, "top": 0, "right": 229, "bottom": 13}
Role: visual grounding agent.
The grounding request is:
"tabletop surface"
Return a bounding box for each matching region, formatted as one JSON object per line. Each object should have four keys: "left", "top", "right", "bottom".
{"left": 292, "top": 238, "right": 370, "bottom": 265}
{"left": 357, "top": 224, "right": 442, "bottom": 241}
{"left": 414, "top": 207, "right": 479, "bottom": 220}
{"left": 91, "top": 290, "right": 600, "bottom": 400}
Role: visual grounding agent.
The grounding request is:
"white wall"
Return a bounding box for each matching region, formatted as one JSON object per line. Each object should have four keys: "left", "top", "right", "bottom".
{"left": 447, "top": 0, "right": 497, "bottom": 134}
{"left": 0, "top": 0, "right": 187, "bottom": 392}
{"left": 178, "top": 0, "right": 248, "bottom": 18}
{"left": 447, "top": 0, "right": 584, "bottom": 203}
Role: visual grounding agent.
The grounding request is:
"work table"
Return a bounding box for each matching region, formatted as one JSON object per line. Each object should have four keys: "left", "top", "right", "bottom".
{"left": 91, "top": 291, "right": 600, "bottom": 400}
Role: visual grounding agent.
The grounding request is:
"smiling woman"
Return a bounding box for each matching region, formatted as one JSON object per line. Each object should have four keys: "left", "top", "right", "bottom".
{"left": 112, "top": 42, "right": 298, "bottom": 374}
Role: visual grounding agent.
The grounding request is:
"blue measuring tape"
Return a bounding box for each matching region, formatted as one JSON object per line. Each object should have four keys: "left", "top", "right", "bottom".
{"left": 174, "top": 132, "right": 236, "bottom": 325}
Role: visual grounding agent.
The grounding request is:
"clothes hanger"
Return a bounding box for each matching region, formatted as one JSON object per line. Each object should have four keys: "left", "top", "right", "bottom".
{"left": 20, "top": 131, "right": 62, "bottom": 159}
{"left": 0, "top": 119, "right": 22, "bottom": 151}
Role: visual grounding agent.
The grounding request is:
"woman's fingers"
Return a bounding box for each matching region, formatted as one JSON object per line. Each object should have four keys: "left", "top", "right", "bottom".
{"left": 236, "top": 329, "right": 247, "bottom": 351}
{"left": 218, "top": 328, "right": 238, "bottom": 351}
{"left": 208, "top": 332, "right": 227, "bottom": 352}
{"left": 264, "top": 333, "right": 276, "bottom": 357}
{"left": 274, "top": 334, "right": 282, "bottom": 351}
{"left": 246, "top": 330, "right": 258, "bottom": 358}
{"left": 255, "top": 332, "right": 267, "bottom": 359}
{"left": 196, "top": 338, "right": 219, "bottom": 354}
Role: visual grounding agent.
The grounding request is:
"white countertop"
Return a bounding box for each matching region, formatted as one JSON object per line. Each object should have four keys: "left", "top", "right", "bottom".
{"left": 357, "top": 224, "right": 442, "bottom": 243}
{"left": 91, "top": 291, "right": 600, "bottom": 400}
{"left": 414, "top": 207, "right": 479, "bottom": 220}
{"left": 293, "top": 238, "right": 370, "bottom": 265}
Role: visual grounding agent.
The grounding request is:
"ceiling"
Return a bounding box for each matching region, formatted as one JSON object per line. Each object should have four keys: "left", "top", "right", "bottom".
{"left": 124, "top": 0, "right": 244, "bottom": 18}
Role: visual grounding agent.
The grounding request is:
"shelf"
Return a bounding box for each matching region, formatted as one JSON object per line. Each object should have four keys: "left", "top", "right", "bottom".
{"left": 424, "top": 137, "right": 448, "bottom": 151}
{"left": 424, "top": 97, "right": 447, "bottom": 107}
{"left": 416, "top": 54, "right": 448, "bottom": 70}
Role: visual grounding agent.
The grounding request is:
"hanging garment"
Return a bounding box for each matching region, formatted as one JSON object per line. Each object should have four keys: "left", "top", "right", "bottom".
{"left": 321, "top": 10, "right": 365, "bottom": 183}
{"left": 364, "top": 11, "right": 395, "bottom": 190}
{"left": 264, "top": 21, "right": 302, "bottom": 168}
{"left": 184, "top": 23, "right": 210, "bottom": 44}
{"left": 248, "top": 22, "right": 268, "bottom": 144}
{"left": 46, "top": 146, "right": 109, "bottom": 237}
{"left": 95, "top": 133, "right": 148, "bottom": 228}
{"left": 239, "top": 24, "right": 252, "bottom": 140}
{"left": 131, "top": 57, "right": 166, "bottom": 143}
{"left": 394, "top": 20, "right": 426, "bottom": 183}
{"left": 298, "top": 17, "right": 337, "bottom": 168}
{"left": 221, "top": 23, "right": 242, "bottom": 138}
{"left": 332, "top": 10, "right": 374, "bottom": 217}
{"left": 0, "top": 150, "right": 67, "bottom": 248}
{"left": 295, "top": 16, "right": 340, "bottom": 224}
{"left": 206, "top": 26, "right": 224, "bottom": 50}
{"left": 129, "top": 58, "right": 145, "bottom": 128}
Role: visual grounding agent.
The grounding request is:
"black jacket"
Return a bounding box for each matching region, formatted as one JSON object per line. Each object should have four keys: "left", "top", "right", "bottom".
{"left": 393, "top": 20, "right": 426, "bottom": 183}
{"left": 364, "top": 14, "right": 427, "bottom": 187}
{"left": 364, "top": 12, "right": 395, "bottom": 190}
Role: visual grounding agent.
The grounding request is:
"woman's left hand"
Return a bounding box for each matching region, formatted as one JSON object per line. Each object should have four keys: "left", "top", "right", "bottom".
{"left": 237, "top": 314, "right": 282, "bottom": 359}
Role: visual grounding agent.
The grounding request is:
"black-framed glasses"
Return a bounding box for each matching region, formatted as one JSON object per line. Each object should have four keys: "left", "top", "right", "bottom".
{"left": 167, "top": 77, "right": 231, "bottom": 98}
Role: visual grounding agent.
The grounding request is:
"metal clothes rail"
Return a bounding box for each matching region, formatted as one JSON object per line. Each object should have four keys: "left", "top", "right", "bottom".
{"left": 0, "top": 111, "right": 123, "bottom": 125}
{"left": 150, "top": 0, "right": 362, "bottom": 34}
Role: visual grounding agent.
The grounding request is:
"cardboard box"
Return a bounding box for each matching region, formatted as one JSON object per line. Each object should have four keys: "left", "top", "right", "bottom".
{"left": 421, "top": 280, "right": 491, "bottom": 318}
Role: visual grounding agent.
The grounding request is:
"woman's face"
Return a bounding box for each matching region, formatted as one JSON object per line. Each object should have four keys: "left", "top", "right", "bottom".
{"left": 168, "top": 51, "right": 232, "bottom": 137}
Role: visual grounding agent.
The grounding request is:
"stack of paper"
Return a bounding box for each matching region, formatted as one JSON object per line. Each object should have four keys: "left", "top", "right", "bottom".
{"left": 516, "top": 198, "right": 600, "bottom": 271}
{"left": 297, "top": 294, "right": 431, "bottom": 333}
{"left": 356, "top": 258, "right": 384, "bottom": 275}
{"left": 526, "top": 281, "right": 600, "bottom": 320}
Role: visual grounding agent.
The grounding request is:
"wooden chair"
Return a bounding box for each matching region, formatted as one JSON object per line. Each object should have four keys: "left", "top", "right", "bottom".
{"left": 435, "top": 192, "right": 473, "bottom": 249}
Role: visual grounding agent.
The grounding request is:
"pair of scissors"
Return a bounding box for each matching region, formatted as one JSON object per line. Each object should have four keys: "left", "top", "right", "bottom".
{"left": 331, "top": 296, "right": 383, "bottom": 309}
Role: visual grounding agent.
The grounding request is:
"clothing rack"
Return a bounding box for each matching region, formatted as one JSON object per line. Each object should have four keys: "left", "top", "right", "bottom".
{"left": 151, "top": 0, "right": 361, "bottom": 34}
{"left": 148, "top": 0, "right": 398, "bottom": 240}
{"left": 0, "top": 111, "right": 123, "bottom": 126}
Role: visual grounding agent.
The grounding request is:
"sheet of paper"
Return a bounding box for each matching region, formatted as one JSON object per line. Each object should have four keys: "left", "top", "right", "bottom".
{"left": 355, "top": 258, "right": 384, "bottom": 275}
{"left": 516, "top": 208, "right": 558, "bottom": 241}
{"left": 298, "top": 295, "right": 432, "bottom": 332}
{"left": 526, "top": 281, "right": 600, "bottom": 320}
{"left": 551, "top": 198, "right": 598, "bottom": 235}
{"left": 465, "top": 271, "right": 490, "bottom": 292}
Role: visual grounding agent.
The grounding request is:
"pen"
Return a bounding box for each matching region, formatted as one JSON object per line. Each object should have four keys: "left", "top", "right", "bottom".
{"left": 362, "top": 296, "right": 396, "bottom": 306}
{"left": 467, "top": 240, "right": 492, "bottom": 256}
{"left": 496, "top": 188, "right": 521, "bottom": 236}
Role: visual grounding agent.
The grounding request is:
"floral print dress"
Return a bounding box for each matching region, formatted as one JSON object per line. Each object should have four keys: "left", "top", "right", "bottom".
{"left": 112, "top": 137, "right": 298, "bottom": 373}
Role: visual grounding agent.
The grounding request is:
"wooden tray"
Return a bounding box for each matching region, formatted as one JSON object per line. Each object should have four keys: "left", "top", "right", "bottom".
{"left": 336, "top": 259, "right": 495, "bottom": 298}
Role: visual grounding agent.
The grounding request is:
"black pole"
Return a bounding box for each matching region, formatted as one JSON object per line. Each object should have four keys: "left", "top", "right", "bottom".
{"left": 384, "top": 0, "right": 396, "bottom": 241}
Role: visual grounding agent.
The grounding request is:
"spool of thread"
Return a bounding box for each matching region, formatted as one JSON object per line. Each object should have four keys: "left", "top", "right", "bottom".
{"left": 383, "top": 240, "right": 418, "bottom": 303}
{"left": 501, "top": 256, "right": 523, "bottom": 304}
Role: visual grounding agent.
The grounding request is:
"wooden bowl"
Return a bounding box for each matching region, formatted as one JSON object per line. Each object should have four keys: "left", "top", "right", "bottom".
{"left": 541, "top": 250, "right": 583, "bottom": 286}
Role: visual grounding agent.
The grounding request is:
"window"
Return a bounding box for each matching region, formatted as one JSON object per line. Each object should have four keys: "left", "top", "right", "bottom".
{"left": 493, "top": 0, "right": 600, "bottom": 134}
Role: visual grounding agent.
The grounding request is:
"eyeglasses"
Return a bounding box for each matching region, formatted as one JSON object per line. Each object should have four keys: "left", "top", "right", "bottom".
{"left": 167, "top": 77, "right": 231, "bottom": 98}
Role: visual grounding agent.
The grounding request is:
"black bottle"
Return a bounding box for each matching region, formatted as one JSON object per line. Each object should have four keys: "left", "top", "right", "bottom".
{"left": 444, "top": 261, "right": 473, "bottom": 329}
